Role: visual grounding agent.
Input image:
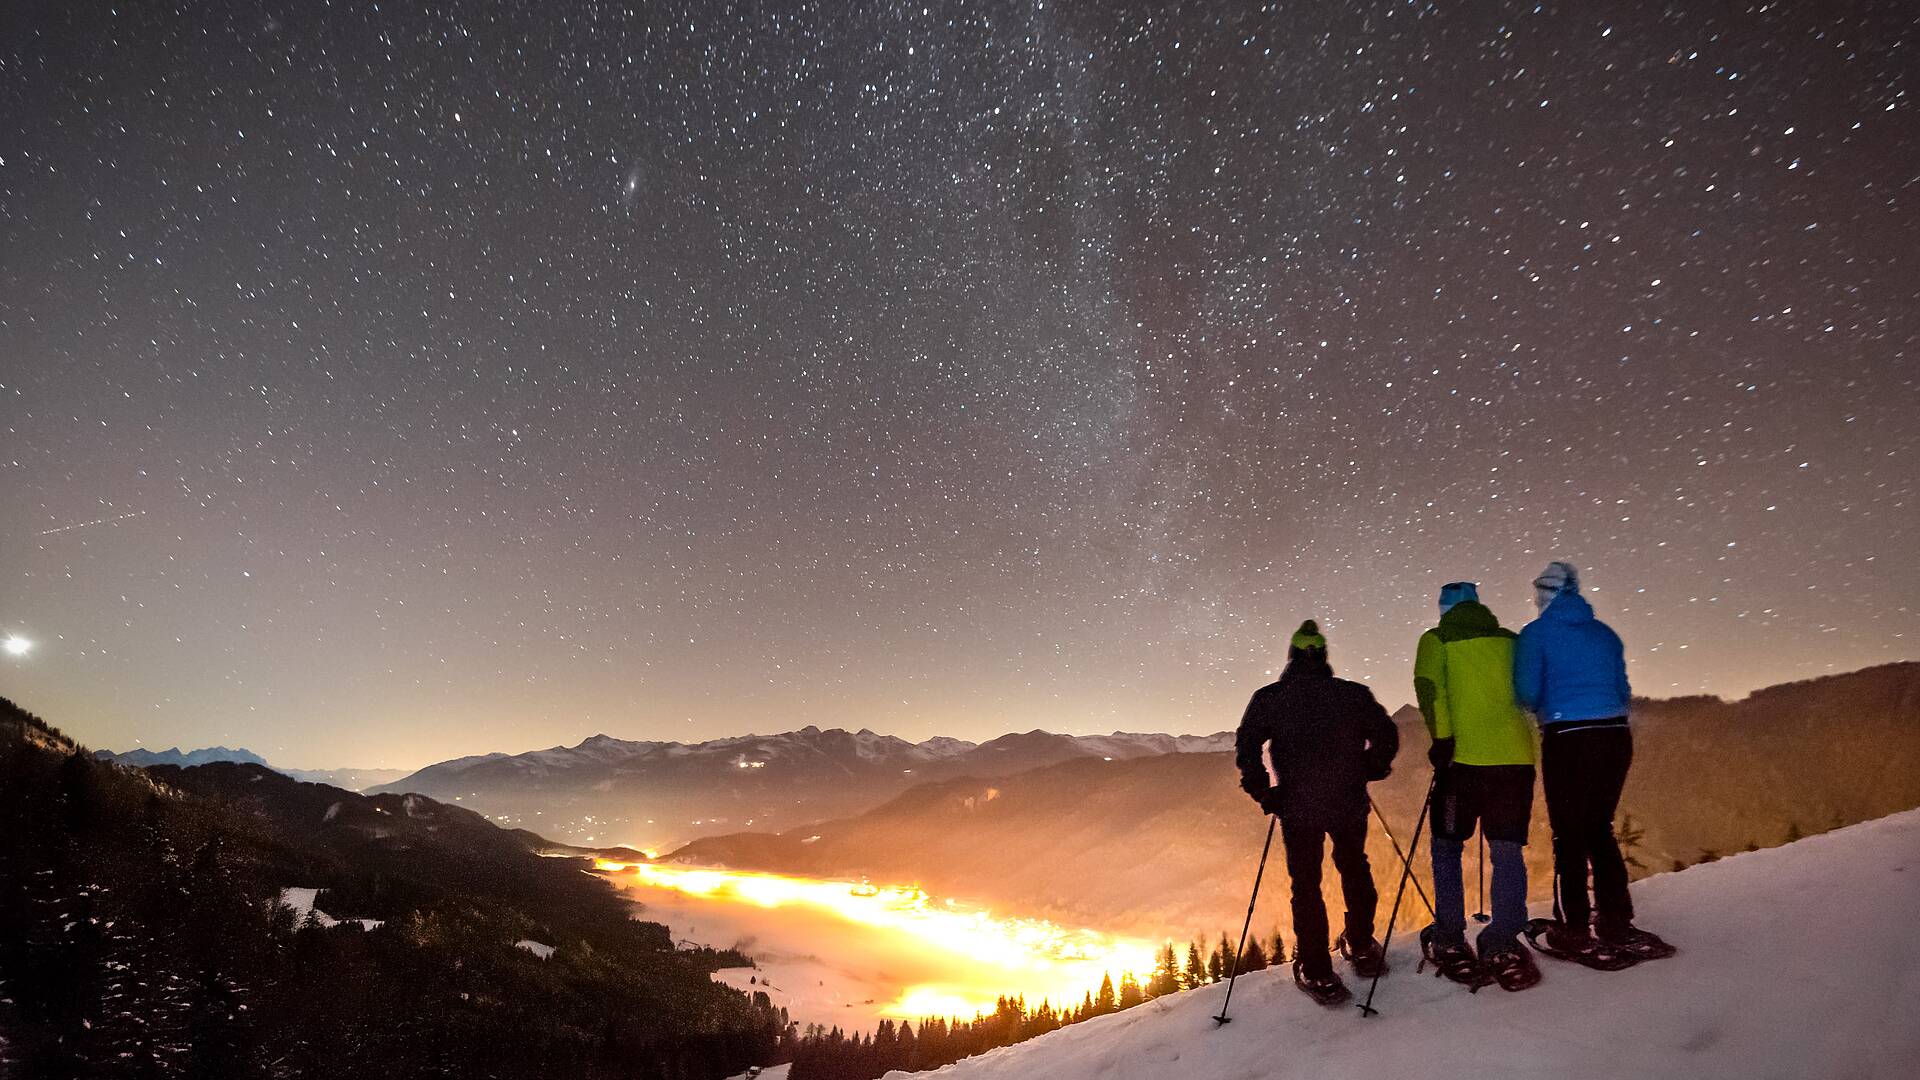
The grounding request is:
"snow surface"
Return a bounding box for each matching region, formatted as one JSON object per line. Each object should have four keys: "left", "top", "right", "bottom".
{"left": 883, "top": 809, "right": 1920, "bottom": 1080}
{"left": 515, "top": 940, "right": 555, "bottom": 960}
{"left": 276, "top": 887, "right": 383, "bottom": 931}
{"left": 722, "top": 1064, "right": 790, "bottom": 1080}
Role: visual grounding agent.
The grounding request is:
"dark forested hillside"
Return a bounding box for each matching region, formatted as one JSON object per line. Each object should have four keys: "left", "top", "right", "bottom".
{"left": 0, "top": 698, "right": 788, "bottom": 1080}
{"left": 666, "top": 663, "right": 1920, "bottom": 939}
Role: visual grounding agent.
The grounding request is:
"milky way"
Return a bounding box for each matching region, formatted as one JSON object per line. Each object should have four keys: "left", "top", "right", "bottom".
{"left": 2, "top": 2, "right": 1915, "bottom": 767}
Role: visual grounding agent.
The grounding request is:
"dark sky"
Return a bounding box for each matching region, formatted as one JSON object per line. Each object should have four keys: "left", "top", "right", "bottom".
{"left": 3, "top": 1, "right": 1915, "bottom": 769}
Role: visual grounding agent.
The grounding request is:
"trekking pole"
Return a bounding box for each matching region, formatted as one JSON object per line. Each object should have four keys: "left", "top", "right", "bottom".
{"left": 1474, "top": 833, "right": 1489, "bottom": 923}
{"left": 1368, "top": 795, "right": 1435, "bottom": 920}
{"left": 1212, "top": 815, "right": 1277, "bottom": 1025}
{"left": 1357, "top": 773, "right": 1438, "bottom": 1018}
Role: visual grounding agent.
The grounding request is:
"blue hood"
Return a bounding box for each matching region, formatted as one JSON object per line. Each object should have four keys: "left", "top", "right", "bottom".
{"left": 1540, "top": 591, "right": 1596, "bottom": 624}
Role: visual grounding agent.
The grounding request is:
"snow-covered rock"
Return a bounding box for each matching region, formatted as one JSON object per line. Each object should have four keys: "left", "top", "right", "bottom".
{"left": 883, "top": 809, "right": 1920, "bottom": 1080}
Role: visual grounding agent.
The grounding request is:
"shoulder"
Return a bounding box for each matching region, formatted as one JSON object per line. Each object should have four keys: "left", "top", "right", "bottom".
{"left": 1331, "top": 677, "right": 1378, "bottom": 700}
{"left": 1591, "top": 619, "right": 1627, "bottom": 651}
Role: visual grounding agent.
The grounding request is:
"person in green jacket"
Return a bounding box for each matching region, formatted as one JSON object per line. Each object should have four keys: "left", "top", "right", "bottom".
{"left": 1413, "top": 582, "right": 1542, "bottom": 991}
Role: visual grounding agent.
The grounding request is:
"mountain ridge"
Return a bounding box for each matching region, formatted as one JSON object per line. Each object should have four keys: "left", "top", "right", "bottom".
{"left": 371, "top": 725, "right": 1235, "bottom": 849}
{"left": 0, "top": 696, "right": 784, "bottom": 1078}
{"left": 93, "top": 745, "right": 411, "bottom": 791}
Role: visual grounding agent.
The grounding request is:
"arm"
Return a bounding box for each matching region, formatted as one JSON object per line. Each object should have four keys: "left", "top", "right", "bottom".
{"left": 1233, "top": 691, "right": 1273, "bottom": 801}
{"left": 1513, "top": 625, "right": 1546, "bottom": 714}
{"left": 1610, "top": 625, "right": 1631, "bottom": 708}
{"left": 1413, "top": 631, "right": 1450, "bottom": 740}
{"left": 1359, "top": 688, "right": 1398, "bottom": 781}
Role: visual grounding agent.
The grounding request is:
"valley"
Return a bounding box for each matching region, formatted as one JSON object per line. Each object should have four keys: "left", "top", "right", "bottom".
{"left": 605, "top": 861, "right": 1158, "bottom": 1030}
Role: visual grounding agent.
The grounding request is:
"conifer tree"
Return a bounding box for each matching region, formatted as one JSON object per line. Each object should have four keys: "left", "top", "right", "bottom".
{"left": 1149, "top": 942, "right": 1180, "bottom": 996}
{"left": 1244, "top": 936, "right": 1269, "bottom": 972}
{"left": 1185, "top": 940, "right": 1207, "bottom": 989}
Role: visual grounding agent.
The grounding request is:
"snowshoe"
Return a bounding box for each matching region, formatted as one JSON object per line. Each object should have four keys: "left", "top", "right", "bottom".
{"left": 1480, "top": 945, "right": 1542, "bottom": 992}
{"left": 1336, "top": 932, "right": 1388, "bottom": 979}
{"left": 1596, "top": 919, "right": 1677, "bottom": 961}
{"left": 1417, "top": 926, "right": 1495, "bottom": 989}
{"left": 1293, "top": 960, "right": 1352, "bottom": 1007}
{"left": 1523, "top": 918, "right": 1638, "bottom": 971}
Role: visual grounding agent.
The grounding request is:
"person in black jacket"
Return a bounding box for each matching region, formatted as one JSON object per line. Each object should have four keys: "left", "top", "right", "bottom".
{"left": 1235, "top": 620, "right": 1400, "bottom": 1001}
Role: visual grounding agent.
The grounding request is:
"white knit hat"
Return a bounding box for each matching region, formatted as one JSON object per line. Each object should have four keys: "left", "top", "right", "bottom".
{"left": 1533, "top": 561, "right": 1580, "bottom": 611}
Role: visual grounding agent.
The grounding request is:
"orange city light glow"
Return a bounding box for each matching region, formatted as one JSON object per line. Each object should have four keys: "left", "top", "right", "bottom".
{"left": 598, "top": 860, "right": 1160, "bottom": 1020}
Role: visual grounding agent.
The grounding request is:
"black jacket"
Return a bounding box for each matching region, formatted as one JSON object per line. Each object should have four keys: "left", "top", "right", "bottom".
{"left": 1234, "top": 656, "right": 1399, "bottom": 828}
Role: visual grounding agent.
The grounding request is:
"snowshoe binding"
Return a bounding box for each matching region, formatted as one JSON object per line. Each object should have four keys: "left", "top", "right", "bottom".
{"left": 1293, "top": 960, "right": 1352, "bottom": 1007}
{"left": 1416, "top": 926, "right": 1495, "bottom": 990}
{"left": 1523, "top": 918, "right": 1638, "bottom": 971}
{"left": 1596, "top": 919, "right": 1677, "bottom": 961}
{"left": 1480, "top": 944, "right": 1542, "bottom": 992}
{"left": 1336, "top": 932, "right": 1388, "bottom": 979}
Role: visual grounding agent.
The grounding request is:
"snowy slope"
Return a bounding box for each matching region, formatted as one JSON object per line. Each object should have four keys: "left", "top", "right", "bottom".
{"left": 884, "top": 809, "right": 1920, "bottom": 1080}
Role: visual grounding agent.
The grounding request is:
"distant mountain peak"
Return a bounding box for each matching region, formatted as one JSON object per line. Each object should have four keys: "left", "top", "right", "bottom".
{"left": 96, "top": 745, "right": 272, "bottom": 769}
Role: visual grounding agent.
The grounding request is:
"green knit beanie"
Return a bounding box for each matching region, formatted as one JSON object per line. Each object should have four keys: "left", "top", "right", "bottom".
{"left": 1289, "top": 620, "right": 1326, "bottom": 651}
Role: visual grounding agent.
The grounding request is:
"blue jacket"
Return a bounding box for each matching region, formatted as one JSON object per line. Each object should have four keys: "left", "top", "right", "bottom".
{"left": 1513, "top": 593, "right": 1631, "bottom": 727}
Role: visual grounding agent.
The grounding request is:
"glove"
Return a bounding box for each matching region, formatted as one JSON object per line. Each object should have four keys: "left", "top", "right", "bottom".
{"left": 1428, "top": 737, "right": 1455, "bottom": 770}
{"left": 1258, "top": 789, "right": 1286, "bottom": 818}
{"left": 1365, "top": 761, "right": 1393, "bottom": 782}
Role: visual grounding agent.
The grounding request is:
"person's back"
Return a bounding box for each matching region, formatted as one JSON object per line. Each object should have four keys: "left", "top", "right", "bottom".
{"left": 1514, "top": 590, "right": 1629, "bottom": 727}
{"left": 1413, "top": 583, "right": 1540, "bottom": 990}
{"left": 1413, "top": 600, "right": 1534, "bottom": 767}
{"left": 1513, "top": 561, "right": 1669, "bottom": 962}
{"left": 1234, "top": 621, "right": 1398, "bottom": 1002}
{"left": 1242, "top": 661, "right": 1394, "bottom": 828}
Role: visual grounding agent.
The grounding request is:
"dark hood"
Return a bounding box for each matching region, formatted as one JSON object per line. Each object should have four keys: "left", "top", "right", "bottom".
{"left": 1282, "top": 650, "right": 1334, "bottom": 680}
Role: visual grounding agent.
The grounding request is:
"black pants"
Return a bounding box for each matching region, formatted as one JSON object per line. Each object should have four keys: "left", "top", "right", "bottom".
{"left": 1280, "top": 817, "right": 1376, "bottom": 977}
{"left": 1541, "top": 725, "right": 1634, "bottom": 928}
{"left": 1430, "top": 763, "right": 1536, "bottom": 844}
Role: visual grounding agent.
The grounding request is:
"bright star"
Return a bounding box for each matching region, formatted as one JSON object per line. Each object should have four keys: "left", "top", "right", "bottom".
{"left": 2, "top": 636, "right": 31, "bottom": 658}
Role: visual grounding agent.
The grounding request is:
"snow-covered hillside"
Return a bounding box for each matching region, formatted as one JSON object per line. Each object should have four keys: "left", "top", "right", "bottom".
{"left": 884, "top": 809, "right": 1920, "bottom": 1080}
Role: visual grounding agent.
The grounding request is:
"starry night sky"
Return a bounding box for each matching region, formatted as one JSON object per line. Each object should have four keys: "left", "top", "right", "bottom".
{"left": 3, "top": 1, "right": 1915, "bottom": 768}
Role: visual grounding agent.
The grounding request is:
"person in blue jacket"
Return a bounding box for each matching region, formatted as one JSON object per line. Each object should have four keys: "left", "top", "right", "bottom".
{"left": 1514, "top": 561, "right": 1668, "bottom": 960}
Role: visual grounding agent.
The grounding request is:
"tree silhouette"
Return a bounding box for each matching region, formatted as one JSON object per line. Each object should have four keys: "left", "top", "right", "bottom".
{"left": 1617, "top": 813, "right": 1648, "bottom": 873}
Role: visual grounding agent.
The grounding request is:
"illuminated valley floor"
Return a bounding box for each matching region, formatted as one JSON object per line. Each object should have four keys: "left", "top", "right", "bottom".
{"left": 599, "top": 861, "right": 1159, "bottom": 1030}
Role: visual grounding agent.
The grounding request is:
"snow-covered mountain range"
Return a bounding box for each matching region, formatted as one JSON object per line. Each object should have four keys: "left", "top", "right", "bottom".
{"left": 93, "top": 746, "right": 409, "bottom": 791}
{"left": 94, "top": 745, "right": 271, "bottom": 769}
{"left": 373, "top": 726, "right": 1233, "bottom": 849}
{"left": 397, "top": 727, "right": 1233, "bottom": 780}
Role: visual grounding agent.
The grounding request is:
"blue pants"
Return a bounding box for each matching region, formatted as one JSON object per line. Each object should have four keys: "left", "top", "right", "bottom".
{"left": 1427, "top": 763, "right": 1535, "bottom": 955}
{"left": 1430, "top": 836, "right": 1528, "bottom": 955}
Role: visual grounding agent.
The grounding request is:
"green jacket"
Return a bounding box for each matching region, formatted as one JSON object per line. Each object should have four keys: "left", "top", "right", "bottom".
{"left": 1413, "top": 601, "right": 1535, "bottom": 766}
